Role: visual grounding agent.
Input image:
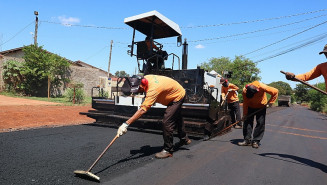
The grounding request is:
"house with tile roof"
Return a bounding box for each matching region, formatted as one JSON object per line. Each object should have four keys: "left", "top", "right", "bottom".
{"left": 0, "top": 46, "right": 112, "bottom": 96}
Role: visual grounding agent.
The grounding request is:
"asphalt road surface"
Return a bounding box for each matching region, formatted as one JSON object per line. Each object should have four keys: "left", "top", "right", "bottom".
{"left": 1, "top": 104, "right": 327, "bottom": 185}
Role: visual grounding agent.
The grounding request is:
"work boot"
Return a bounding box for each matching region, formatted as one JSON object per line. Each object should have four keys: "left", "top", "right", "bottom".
{"left": 252, "top": 141, "right": 260, "bottom": 149}
{"left": 175, "top": 138, "right": 192, "bottom": 148}
{"left": 155, "top": 149, "right": 172, "bottom": 159}
{"left": 203, "top": 135, "right": 210, "bottom": 141}
{"left": 238, "top": 140, "right": 251, "bottom": 146}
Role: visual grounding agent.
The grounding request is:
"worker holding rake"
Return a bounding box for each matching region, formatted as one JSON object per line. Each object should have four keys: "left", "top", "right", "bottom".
{"left": 284, "top": 44, "right": 327, "bottom": 92}
{"left": 119, "top": 75, "right": 191, "bottom": 159}
{"left": 220, "top": 78, "right": 242, "bottom": 129}
{"left": 238, "top": 81, "right": 278, "bottom": 149}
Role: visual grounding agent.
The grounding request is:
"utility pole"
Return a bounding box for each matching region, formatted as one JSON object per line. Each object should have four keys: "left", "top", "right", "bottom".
{"left": 108, "top": 40, "right": 113, "bottom": 78}
{"left": 34, "top": 11, "right": 39, "bottom": 47}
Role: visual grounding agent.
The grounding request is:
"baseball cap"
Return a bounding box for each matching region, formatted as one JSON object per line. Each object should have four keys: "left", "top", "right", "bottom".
{"left": 245, "top": 84, "right": 259, "bottom": 98}
{"left": 220, "top": 78, "right": 227, "bottom": 83}
{"left": 121, "top": 75, "right": 142, "bottom": 95}
{"left": 319, "top": 44, "right": 327, "bottom": 55}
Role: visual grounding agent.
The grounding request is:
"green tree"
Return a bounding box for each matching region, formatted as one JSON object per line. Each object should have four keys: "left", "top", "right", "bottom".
{"left": 22, "top": 45, "right": 70, "bottom": 97}
{"left": 268, "top": 81, "right": 292, "bottom": 95}
{"left": 200, "top": 55, "right": 260, "bottom": 88}
{"left": 2, "top": 60, "right": 24, "bottom": 92}
{"left": 294, "top": 84, "right": 310, "bottom": 103}
{"left": 200, "top": 57, "right": 231, "bottom": 74}
{"left": 230, "top": 56, "right": 261, "bottom": 88}
{"left": 115, "top": 71, "right": 129, "bottom": 77}
{"left": 308, "top": 83, "right": 327, "bottom": 112}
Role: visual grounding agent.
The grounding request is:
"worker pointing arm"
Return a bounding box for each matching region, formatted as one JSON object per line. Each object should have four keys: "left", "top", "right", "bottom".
{"left": 285, "top": 44, "right": 327, "bottom": 91}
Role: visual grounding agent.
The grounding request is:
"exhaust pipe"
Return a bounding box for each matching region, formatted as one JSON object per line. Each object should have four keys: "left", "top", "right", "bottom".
{"left": 182, "top": 38, "right": 188, "bottom": 70}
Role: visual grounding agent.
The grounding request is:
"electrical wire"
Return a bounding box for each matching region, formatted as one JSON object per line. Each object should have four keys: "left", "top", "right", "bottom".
{"left": 0, "top": 21, "right": 34, "bottom": 47}
{"left": 254, "top": 33, "right": 327, "bottom": 63}
{"left": 40, "top": 9, "right": 327, "bottom": 30}
{"left": 251, "top": 32, "right": 327, "bottom": 59}
{"left": 188, "top": 14, "right": 327, "bottom": 43}
{"left": 243, "top": 20, "right": 327, "bottom": 56}
{"left": 182, "top": 9, "right": 327, "bottom": 28}
{"left": 40, "top": 20, "right": 129, "bottom": 30}
{"left": 187, "top": 25, "right": 313, "bottom": 46}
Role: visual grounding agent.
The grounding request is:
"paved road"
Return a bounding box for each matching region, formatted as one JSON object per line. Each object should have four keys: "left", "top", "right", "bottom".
{"left": 1, "top": 105, "right": 327, "bottom": 185}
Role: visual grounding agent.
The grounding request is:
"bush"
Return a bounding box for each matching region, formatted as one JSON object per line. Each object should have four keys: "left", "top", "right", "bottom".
{"left": 64, "top": 88, "right": 85, "bottom": 104}
{"left": 308, "top": 83, "right": 326, "bottom": 112}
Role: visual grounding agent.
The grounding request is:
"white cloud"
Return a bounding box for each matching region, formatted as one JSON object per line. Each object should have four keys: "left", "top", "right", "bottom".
{"left": 195, "top": 44, "right": 205, "bottom": 49}
{"left": 58, "top": 16, "right": 80, "bottom": 26}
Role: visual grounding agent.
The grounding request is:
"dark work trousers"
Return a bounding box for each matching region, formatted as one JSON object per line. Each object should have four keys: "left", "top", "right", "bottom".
{"left": 228, "top": 101, "right": 242, "bottom": 126}
{"left": 162, "top": 97, "right": 188, "bottom": 152}
{"left": 243, "top": 107, "right": 266, "bottom": 142}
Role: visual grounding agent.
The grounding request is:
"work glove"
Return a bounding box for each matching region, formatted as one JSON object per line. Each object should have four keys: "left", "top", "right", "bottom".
{"left": 117, "top": 122, "right": 129, "bottom": 137}
{"left": 285, "top": 72, "right": 295, "bottom": 80}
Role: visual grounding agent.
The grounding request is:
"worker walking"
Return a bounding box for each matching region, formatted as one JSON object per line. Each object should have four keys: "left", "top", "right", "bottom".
{"left": 220, "top": 78, "right": 242, "bottom": 129}
{"left": 238, "top": 81, "right": 278, "bottom": 148}
{"left": 118, "top": 75, "right": 191, "bottom": 159}
{"left": 284, "top": 44, "right": 327, "bottom": 91}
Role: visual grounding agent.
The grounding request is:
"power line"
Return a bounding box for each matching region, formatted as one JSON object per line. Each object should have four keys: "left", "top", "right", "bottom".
{"left": 84, "top": 45, "right": 109, "bottom": 61}
{"left": 187, "top": 25, "right": 313, "bottom": 46}
{"left": 0, "top": 21, "right": 34, "bottom": 47}
{"left": 251, "top": 32, "right": 327, "bottom": 59}
{"left": 40, "top": 20, "right": 129, "bottom": 30}
{"left": 188, "top": 14, "right": 327, "bottom": 43}
{"left": 40, "top": 9, "right": 327, "bottom": 30}
{"left": 243, "top": 20, "right": 327, "bottom": 56}
{"left": 182, "top": 9, "right": 327, "bottom": 28}
{"left": 254, "top": 33, "right": 327, "bottom": 63}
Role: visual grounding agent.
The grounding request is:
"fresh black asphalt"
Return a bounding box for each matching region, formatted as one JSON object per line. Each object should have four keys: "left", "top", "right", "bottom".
{"left": 1, "top": 105, "right": 327, "bottom": 185}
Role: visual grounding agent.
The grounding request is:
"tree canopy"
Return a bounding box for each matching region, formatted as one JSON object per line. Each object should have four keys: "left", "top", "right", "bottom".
{"left": 268, "top": 81, "right": 292, "bottom": 95}
{"left": 200, "top": 55, "right": 261, "bottom": 88}
{"left": 115, "top": 71, "right": 129, "bottom": 77}
{"left": 22, "top": 45, "right": 71, "bottom": 96}
{"left": 2, "top": 45, "right": 71, "bottom": 96}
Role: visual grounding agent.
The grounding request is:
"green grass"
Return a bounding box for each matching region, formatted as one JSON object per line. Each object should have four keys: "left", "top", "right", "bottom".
{"left": 0, "top": 91, "right": 92, "bottom": 106}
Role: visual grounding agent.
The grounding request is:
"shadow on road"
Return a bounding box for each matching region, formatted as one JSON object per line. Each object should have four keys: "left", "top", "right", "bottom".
{"left": 94, "top": 145, "right": 162, "bottom": 175}
{"left": 257, "top": 153, "right": 327, "bottom": 173}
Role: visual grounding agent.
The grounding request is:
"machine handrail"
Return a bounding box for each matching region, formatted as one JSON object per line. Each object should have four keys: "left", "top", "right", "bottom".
{"left": 168, "top": 53, "right": 180, "bottom": 70}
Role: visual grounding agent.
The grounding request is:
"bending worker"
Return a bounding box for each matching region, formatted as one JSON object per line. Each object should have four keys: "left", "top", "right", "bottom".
{"left": 285, "top": 44, "right": 327, "bottom": 91}
{"left": 238, "top": 81, "right": 278, "bottom": 149}
{"left": 220, "top": 78, "right": 242, "bottom": 129}
{"left": 118, "top": 75, "right": 191, "bottom": 159}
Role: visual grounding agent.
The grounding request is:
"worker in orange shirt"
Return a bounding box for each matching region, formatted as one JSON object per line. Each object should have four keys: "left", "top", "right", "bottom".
{"left": 118, "top": 75, "right": 191, "bottom": 159}
{"left": 238, "top": 81, "right": 278, "bottom": 148}
{"left": 145, "top": 36, "right": 160, "bottom": 52}
{"left": 285, "top": 44, "right": 327, "bottom": 91}
{"left": 220, "top": 78, "right": 242, "bottom": 129}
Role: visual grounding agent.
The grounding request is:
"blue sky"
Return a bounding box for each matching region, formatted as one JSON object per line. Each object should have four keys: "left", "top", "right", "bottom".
{"left": 1, "top": 0, "right": 327, "bottom": 88}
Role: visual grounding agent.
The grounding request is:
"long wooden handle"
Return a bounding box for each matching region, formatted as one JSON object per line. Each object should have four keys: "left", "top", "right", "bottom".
{"left": 216, "top": 106, "right": 267, "bottom": 135}
{"left": 87, "top": 134, "right": 119, "bottom": 172}
{"left": 280, "top": 70, "right": 327, "bottom": 96}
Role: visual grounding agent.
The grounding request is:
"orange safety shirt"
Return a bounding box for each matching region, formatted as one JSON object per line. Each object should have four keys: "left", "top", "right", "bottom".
{"left": 221, "top": 83, "right": 239, "bottom": 103}
{"left": 295, "top": 62, "right": 327, "bottom": 91}
{"left": 242, "top": 81, "right": 278, "bottom": 116}
{"left": 146, "top": 40, "right": 159, "bottom": 51}
{"left": 140, "top": 75, "right": 185, "bottom": 112}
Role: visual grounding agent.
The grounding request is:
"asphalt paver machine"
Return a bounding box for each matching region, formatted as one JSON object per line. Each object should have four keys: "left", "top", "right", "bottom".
{"left": 81, "top": 11, "right": 232, "bottom": 138}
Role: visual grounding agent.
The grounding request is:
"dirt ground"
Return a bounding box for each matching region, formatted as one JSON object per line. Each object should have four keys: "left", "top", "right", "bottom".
{"left": 0, "top": 95, "right": 95, "bottom": 132}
